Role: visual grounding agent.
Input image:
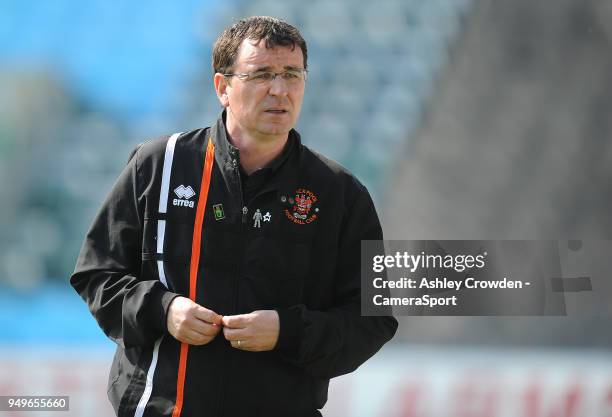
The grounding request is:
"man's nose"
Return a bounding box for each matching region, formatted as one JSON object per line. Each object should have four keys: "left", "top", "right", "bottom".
{"left": 267, "top": 76, "right": 289, "bottom": 96}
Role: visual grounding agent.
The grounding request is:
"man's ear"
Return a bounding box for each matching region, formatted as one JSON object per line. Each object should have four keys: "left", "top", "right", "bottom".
{"left": 214, "top": 73, "right": 230, "bottom": 108}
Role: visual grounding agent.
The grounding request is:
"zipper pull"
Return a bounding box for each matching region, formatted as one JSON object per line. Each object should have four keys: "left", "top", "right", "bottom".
{"left": 242, "top": 206, "right": 248, "bottom": 224}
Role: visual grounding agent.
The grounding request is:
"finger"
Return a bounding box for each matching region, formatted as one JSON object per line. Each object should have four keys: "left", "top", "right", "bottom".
{"left": 193, "top": 306, "right": 223, "bottom": 325}
{"left": 189, "top": 319, "right": 222, "bottom": 337}
{"left": 223, "top": 326, "right": 249, "bottom": 341}
{"left": 230, "top": 339, "right": 248, "bottom": 350}
{"left": 192, "top": 305, "right": 221, "bottom": 324}
{"left": 222, "top": 314, "right": 249, "bottom": 329}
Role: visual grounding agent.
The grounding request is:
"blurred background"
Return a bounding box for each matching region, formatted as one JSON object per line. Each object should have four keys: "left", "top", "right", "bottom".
{"left": 1, "top": 0, "right": 612, "bottom": 416}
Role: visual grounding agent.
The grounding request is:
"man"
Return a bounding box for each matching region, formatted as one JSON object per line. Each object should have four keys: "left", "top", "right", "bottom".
{"left": 71, "top": 16, "right": 397, "bottom": 417}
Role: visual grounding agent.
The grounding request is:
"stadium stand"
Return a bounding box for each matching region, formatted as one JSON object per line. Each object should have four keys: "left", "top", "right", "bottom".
{"left": 0, "top": 0, "right": 473, "bottom": 330}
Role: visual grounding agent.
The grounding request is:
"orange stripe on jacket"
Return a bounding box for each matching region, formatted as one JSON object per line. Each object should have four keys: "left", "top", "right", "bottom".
{"left": 172, "top": 138, "right": 215, "bottom": 417}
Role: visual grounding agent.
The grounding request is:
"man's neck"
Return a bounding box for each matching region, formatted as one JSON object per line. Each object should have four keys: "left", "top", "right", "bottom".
{"left": 226, "top": 120, "right": 288, "bottom": 176}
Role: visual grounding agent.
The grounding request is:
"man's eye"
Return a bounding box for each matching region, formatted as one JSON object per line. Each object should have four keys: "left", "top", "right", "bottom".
{"left": 282, "top": 71, "right": 300, "bottom": 80}
{"left": 252, "top": 72, "right": 274, "bottom": 81}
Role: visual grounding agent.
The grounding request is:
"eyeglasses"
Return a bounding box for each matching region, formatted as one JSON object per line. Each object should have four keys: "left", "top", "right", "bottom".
{"left": 223, "top": 69, "right": 308, "bottom": 84}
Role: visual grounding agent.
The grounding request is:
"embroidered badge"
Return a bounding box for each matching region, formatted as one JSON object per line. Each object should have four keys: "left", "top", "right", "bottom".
{"left": 213, "top": 204, "right": 225, "bottom": 221}
{"left": 284, "top": 188, "right": 318, "bottom": 225}
{"left": 263, "top": 212, "right": 272, "bottom": 222}
{"left": 253, "top": 208, "right": 263, "bottom": 228}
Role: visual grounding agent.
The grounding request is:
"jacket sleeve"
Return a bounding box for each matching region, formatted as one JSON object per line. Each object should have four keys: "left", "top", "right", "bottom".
{"left": 275, "top": 183, "right": 398, "bottom": 379}
{"left": 70, "top": 146, "right": 179, "bottom": 348}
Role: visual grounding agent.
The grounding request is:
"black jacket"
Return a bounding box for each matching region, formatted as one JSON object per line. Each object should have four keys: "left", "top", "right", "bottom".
{"left": 71, "top": 113, "right": 398, "bottom": 417}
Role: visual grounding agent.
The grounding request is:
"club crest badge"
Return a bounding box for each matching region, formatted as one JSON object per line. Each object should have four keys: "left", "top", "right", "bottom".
{"left": 284, "top": 188, "right": 318, "bottom": 225}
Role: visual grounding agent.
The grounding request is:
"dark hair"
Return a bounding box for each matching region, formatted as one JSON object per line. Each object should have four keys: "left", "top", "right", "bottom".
{"left": 212, "top": 16, "right": 308, "bottom": 75}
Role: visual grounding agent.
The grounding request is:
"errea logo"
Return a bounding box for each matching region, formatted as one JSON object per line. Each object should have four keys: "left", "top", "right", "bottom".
{"left": 173, "top": 185, "right": 195, "bottom": 208}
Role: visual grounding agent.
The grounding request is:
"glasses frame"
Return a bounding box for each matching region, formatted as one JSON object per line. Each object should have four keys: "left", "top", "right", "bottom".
{"left": 223, "top": 68, "right": 308, "bottom": 84}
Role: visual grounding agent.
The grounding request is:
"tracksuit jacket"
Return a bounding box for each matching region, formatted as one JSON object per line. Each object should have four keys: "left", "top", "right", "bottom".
{"left": 71, "top": 112, "right": 398, "bottom": 417}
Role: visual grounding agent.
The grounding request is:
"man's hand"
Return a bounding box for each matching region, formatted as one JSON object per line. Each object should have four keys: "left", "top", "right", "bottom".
{"left": 167, "top": 296, "right": 223, "bottom": 345}
{"left": 222, "top": 310, "right": 279, "bottom": 352}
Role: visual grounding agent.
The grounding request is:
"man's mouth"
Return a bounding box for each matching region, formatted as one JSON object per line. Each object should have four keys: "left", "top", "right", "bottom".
{"left": 265, "top": 109, "right": 288, "bottom": 114}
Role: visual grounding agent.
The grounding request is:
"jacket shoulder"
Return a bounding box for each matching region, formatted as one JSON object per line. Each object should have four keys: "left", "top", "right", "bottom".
{"left": 126, "top": 134, "right": 171, "bottom": 165}
{"left": 299, "top": 144, "right": 369, "bottom": 197}
{"left": 128, "top": 128, "right": 209, "bottom": 164}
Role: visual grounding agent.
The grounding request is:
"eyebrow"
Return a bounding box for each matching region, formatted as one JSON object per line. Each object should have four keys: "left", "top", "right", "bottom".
{"left": 251, "top": 65, "right": 303, "bottom": 72}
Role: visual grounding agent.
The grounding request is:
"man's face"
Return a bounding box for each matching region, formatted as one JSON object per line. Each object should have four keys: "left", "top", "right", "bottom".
{"left": 216, "top": 38, "right": 305, "bottom": 141}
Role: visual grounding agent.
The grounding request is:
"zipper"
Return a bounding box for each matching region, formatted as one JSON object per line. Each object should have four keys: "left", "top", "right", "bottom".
{"left": 235, "top": 157, "right": 246, "bottom": 314}
{"left": 215, "top": 157, "right": 245, "bottom": 417}
{"left": 217, "top": 158, "right": 249, "bottom": 416}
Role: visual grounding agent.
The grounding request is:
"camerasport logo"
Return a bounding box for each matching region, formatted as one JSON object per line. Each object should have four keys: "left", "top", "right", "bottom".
{"left": 284, "top": 188, "right": 319, "bottom": 224}
{"left": 173, "top": 185, "right": 196, "bottom": 208}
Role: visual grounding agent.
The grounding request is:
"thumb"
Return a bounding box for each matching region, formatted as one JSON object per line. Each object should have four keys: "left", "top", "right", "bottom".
{"left": 193, "top": 305, "right": 223, "bottom": 325}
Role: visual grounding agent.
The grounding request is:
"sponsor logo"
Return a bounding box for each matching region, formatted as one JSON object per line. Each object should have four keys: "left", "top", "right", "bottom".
{"left": 284, "top": 188, "right": 318, "bottom": 225}
{"left": 173, "top": 185, "right": 195, "bottom": 208}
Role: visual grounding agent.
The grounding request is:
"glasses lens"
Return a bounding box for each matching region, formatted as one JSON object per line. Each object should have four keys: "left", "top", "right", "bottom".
{"left": 249, "top": 71, "right": 274, "bottom": 82}
{"left": 242, "top": 70, "right": 306, "bottom": 84}
{"left": 282, "top": 70, "right": 302, "bottom": 81}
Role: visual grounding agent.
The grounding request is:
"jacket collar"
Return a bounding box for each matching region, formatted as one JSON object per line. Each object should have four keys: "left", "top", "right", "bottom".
{"left": 209, "top": 110, "right": 238, "bottom": 174}
{"left": 209, "top": 110, "right": 301, "bottom": 203}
